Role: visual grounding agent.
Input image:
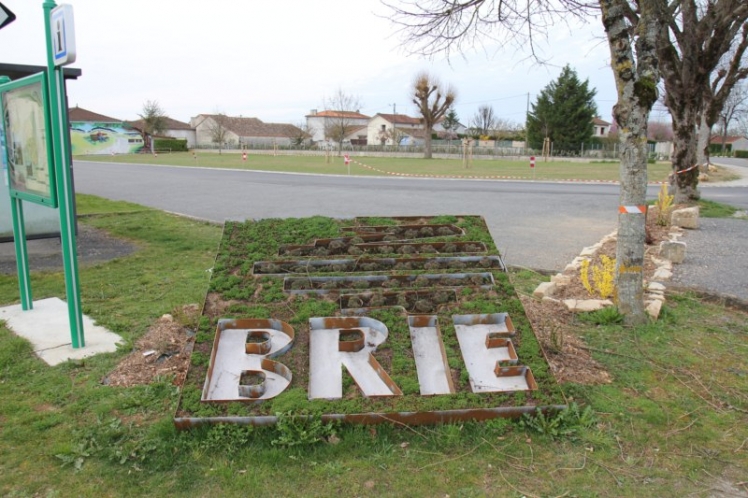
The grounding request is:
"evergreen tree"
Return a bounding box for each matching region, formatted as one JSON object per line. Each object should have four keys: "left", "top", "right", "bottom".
{"left": 526, "top": 65, "right": 597, "bottom": 153}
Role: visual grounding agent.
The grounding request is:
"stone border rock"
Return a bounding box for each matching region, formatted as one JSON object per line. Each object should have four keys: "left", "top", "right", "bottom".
{"left": 532, "top": 210, "right": 696, "bottom": 320}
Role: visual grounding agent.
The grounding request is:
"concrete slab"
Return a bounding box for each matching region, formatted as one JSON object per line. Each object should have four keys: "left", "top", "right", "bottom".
{"left": 0, "top": 297, "right": 123, "bottom": 366}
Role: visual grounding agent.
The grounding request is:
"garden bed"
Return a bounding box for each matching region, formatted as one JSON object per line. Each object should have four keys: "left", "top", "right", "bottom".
{"left": 175, "top": 215, "right": 565, "bottom": 427}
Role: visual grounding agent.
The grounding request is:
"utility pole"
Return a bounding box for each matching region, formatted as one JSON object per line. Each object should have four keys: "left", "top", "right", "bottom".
{"left": 392, "top": 103, "right": 396, "bottom": 115}
{"left": 525, "top": 92, "right": 530, "bottom": 157}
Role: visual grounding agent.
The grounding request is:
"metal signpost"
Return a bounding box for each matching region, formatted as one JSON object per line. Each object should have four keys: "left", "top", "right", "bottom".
{"left": 0, "top": 2, "right": 84, "bottom": 348}
{"left": 45, "top": 1, "right": 84, "bottom": 348}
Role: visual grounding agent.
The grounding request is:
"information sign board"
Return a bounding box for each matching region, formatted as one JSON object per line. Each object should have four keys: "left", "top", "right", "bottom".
{"left": 51, "top": 4, "right": 76, "bottom": 66}
{"left": 0, "top": 73, "right": 57, "bottom": 207}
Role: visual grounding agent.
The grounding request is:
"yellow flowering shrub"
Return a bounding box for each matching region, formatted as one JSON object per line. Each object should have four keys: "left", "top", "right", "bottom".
{"left": 580, "top": 255, "right": 616, "bottom": 299}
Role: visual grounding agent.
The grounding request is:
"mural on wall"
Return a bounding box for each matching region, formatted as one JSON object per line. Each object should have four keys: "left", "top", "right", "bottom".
{"left": 70, "top": 122, "right": 143, "bottom": 155}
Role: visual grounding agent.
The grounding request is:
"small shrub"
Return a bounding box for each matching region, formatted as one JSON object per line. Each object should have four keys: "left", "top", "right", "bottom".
{"left": 546, "top": 320, "right": 564, "bottom": 354}
{"left": 654, "top": 183, "right": 674, "bottom": 226}
{"left": 580, "top": 255, "right": 616, "bottom": 299}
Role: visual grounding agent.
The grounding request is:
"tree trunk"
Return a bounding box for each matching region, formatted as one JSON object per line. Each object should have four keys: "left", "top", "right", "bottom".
{"left": 601, "top": 0, "right": 661, "bottom": 326}
{"left": 696, "top": 112, "right": 711, "bottom": 170}
{"left": 423, "top": 129, "right": 433, "bottom": 159}
{"left": 721, "top": 120, "right": 729, "bottom": 155}
{"left": 670, "top": 105, "right": 701, "bottom": 203}
{"left": 615, "top": 120, "right": 649, "bottom": 324}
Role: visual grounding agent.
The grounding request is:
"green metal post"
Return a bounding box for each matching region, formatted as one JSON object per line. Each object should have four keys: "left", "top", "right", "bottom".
{"left": 43, "top": 0, "right": 84, "bottom": 348}
{"left": 9, "top": 198, "right": 32, "bottom": 309}
{"left": 0, "top": 75, "right": 32, "bottom": 309}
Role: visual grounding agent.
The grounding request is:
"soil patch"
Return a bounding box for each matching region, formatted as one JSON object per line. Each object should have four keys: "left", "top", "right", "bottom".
{"left": 103, "top": 305, "right": 200, "bottom": 387}
{"left": 523, "top": 216, "right": 673, "bottom": 385}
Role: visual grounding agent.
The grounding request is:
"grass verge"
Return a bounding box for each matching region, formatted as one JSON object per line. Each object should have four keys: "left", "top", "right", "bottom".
{"left": 0, "top": 196, "right": 745, "bottom": 496}
{"left": 76, "top": 152, "right": 675, "bottom": 183}
{"left": 698, "top": 199, "right": 745, "bottom": 218}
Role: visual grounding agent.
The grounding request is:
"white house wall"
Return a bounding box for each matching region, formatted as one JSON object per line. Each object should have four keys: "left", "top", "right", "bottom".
{"left": 307, "top": 115, "right": 370, "bottom": 143}
{"left": 167, "top": 129, "right": 196, "bottom": 148}
{"left": 194, "top": 117, "right": 216, "bottom": 146}
{"left": 306, "top": 116, "right": 327, "bottom": 142}
{"left": 367, "top": 116, "right": 396, "bottom": 145}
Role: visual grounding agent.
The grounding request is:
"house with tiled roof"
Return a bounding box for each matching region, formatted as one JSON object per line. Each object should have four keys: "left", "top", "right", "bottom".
{"left": 305, "top": 109, "right": 370, "bottom": 143}
{"left": 367, "top": 113, "right": 426, "bottom": 146}
{"left": 68, "top": 106, "right": 144, "bottom": 155}
{"left": 127, "top": 116, "right": 196, "bottom": 148}
{"left": 69, "top": 106, "right": 121, "bottom": 123}
{"left": 592, "top": 117, "right": 611, "bottom": 138}
{"left": 190, "top": 114, "right": 304, "bottom": 148}
{"left": 709, "top": 135, "right": 748, "bottom": 153}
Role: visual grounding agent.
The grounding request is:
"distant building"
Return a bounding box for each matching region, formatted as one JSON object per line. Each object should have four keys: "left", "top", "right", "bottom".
{"left": 127, "top": 116, "right": 196, "bottom": 148}
{"left": 305, "top": 109, "right": 371, "bottom": 143}
{"left": 367, "top": 113, "right": 425, "bottom": 146}
{"left": 434, "top": 116, "right": 468, "bottom": 137}
{"left": 190, "top": 114, "right": 304, "bottom": 147}
{"left": 709, "top": 135, "right": 748, "bottom": 153}
{"left": 592, "top": 117, "right": 611, "bottom": 138}
{"left": 68, "top": 106, "right": 144, "bottom": 155}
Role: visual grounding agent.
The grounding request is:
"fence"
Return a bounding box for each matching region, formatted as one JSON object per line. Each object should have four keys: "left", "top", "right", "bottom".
{"left": 193, "top": 141, "right": 628, "bottom": 160}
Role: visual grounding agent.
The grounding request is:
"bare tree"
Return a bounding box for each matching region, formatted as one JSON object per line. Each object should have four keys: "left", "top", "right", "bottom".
{"left": 657, "top": 1, "right": 748, "bottom": 202}
{"left": 386, "top": 0, "right": 661, "bottom": 324}
{"left": 493, "top": 118, "right": 522, "bottom": 142}
{"left": 717, "top": 83, "right": 748, "bottom": 153}
{"left": 377, "top": 126, "right": 393, "bottom": 146}
{"left": 648, "top": 121, "right": 673, "bottom": 142}
{"left": 696, "top": 48, "right": 748, "bottom": 167}
{"left": 470, "top": 104, "right": 497, "bottom": 137}
{"left": 412, "top": 71, "right": 456, "bottom": 158}
{"left": 323, "top": 88, "right": 363, "bottom": 154}
{"left": 735, "top": 105, "right": 748, "bottom": 138}
{"left": 291, "top": 122, "right": 315, "bottom": 147}
{"left": 138, "top": 100, "right": 167, "bottom": 153}
{"left": 208, "top": 113, "right": 230, "bottom": 155}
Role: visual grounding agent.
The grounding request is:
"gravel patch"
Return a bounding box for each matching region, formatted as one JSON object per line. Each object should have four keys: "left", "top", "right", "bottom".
{"left": 670, "top": 218, "right": 748, "bottom": 302}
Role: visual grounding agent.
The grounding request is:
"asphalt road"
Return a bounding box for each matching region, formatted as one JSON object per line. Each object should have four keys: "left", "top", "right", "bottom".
{"left": 71, "top": 159, "right": 748, "bottom": 274}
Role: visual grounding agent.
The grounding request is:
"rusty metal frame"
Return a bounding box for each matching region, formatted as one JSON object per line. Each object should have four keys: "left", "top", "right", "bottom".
{"left": 176, "top": 215, "right": 561, "bottom": 430}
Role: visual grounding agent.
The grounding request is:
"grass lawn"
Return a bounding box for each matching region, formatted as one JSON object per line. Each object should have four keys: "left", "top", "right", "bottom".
{"left": 76, "top": 152, "right": 679, "bottom": 183}
{"left": 0, "top": 195, "right": 746, "bottom": 497}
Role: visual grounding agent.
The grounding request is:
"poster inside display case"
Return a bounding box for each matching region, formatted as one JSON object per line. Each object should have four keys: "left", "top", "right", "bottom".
{"left": 0, "top": 72, "right": 57, "bottom": 207}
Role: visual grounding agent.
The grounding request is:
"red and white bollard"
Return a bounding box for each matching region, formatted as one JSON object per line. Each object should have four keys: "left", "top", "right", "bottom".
{"left": 530, "top": 156, "right": 535, "bottom": 169}
{"left": 242, "top": 152, "right": 247, "bottom": 161}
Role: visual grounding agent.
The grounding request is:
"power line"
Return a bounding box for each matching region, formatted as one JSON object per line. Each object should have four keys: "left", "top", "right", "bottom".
{"left": 458, "top": 93, "right": 529, "bottom": 106}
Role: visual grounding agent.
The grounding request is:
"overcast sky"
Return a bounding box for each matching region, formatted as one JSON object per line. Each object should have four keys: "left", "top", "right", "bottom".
{"left": 1, "top": 0, "right": 665, "bottom": 126}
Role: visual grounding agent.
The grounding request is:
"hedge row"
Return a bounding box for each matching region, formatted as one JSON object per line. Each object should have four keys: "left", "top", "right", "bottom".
{"left": 154, "top": 138, "right": 188, "bottom": 152}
